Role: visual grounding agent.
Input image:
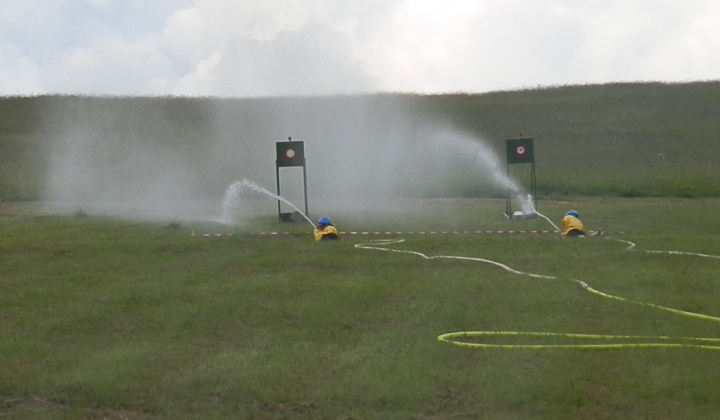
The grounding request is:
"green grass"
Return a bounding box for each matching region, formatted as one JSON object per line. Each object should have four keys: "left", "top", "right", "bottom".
{"left": 2, "top": 198, "right": 720, "bottom": 419}
{"left": 2, "top": 81, "right": 720, "bottom": 200}
{"left": 2, "top": 84, "right": 720, "bottom": 418}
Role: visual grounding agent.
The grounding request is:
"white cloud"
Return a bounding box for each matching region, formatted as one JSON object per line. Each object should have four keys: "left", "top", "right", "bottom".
{"left": 162, "top": 0, "right": 392, "bottom": 96}
{"left": 171, "top": 23, "right": 377, "bottom": 96}
{"left": 43, "top": 35, "right": 174, "bottom": 95}
{"left": 0, "top": 0, "right": 718, "bottom": 96}
{"left": 0, "top": 41, "right": 42, "bottom": 94}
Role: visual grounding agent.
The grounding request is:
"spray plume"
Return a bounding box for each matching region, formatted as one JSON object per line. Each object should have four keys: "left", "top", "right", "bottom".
{"left": 40, "top": 96, "right": 553, "bottom": 229}
{"left": 219, "top": 179, "right": 315, "bottom": 228}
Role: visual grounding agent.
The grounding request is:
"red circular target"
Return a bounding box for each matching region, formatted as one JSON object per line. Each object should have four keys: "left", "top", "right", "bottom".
{"left": 284, "top": 148, "right": 297, "bottom": 161}
{"left": 514, "top": 144, "right": 527, "bottom": 158}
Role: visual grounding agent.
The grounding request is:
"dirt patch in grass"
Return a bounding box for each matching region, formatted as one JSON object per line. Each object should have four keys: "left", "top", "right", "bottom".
{"left": 0, "top": 202, "right": 51, "bottom": 217}
{"left": 254, "top": 401, "right": 316, "bottom": 417}
{"left": 1, "top": 395, "right": 64, "bottom": 413}
{"left": 0, "top": 395, "right": 158, "bottom": 419}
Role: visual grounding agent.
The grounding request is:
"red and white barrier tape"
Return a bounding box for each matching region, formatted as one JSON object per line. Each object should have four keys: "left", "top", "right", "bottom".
{"left": 193, "top": 230, "right": 618, "bottom": 237}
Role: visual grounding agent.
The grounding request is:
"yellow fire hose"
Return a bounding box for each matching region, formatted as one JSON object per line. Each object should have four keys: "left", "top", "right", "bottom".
{"left": 355, "top": 238, "right": 720, "bottom": 351}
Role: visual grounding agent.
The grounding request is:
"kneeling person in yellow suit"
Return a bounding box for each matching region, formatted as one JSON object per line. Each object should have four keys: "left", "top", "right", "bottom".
{"left": 314, "top": 216, "right": 340, "bottom": 241}
{"left": 561, "top": 210, "right": 602, "bottom": 238}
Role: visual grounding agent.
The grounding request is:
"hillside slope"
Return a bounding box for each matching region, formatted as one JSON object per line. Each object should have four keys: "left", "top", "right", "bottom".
{"left": 1, "top": 81, "right": 718, "bottom": 201}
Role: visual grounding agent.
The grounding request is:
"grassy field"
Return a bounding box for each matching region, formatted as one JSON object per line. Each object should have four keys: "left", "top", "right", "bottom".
{"left": 2, "top": 198, "right": 720, "bottom": 419}
{"left": 2, "top": 84, "right": 720, "bottom": 418}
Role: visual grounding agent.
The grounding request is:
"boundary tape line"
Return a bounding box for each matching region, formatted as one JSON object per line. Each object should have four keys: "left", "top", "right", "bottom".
{"left": 193, "top": 230, "right": 620, "bottom": 237}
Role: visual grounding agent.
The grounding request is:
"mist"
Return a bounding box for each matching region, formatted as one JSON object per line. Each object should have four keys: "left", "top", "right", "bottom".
{"left": 41, "top": 95, "right": 524, "bottom": 224}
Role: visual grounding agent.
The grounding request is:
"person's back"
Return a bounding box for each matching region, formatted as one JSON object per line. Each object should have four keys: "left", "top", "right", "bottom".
{"left": 561, "top": 210, "right": 602, "bottom": 238}
{"left": 561, "top": 210, "right": 586, "bottom": 237}
{"left": 313, "top": 216, "right": 340, "bottom": 241}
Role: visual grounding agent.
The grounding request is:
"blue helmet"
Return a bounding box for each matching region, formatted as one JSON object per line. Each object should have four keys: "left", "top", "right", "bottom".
{"left": 318, "top": 216, "right": 332, "bottom": 225}
{"left": 566, "top": 210, "right": 579, "bottom": 218}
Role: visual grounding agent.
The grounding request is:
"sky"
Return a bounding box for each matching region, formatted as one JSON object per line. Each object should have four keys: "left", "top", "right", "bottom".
{"left": 1, "top": 0, "right": 719, "bottom": 97}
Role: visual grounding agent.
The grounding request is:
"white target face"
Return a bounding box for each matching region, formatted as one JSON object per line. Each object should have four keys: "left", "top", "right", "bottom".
{"left": 514, "top": 145, "right": 527, "bottom": 158}
{"left": 285, "top": 149, "right": 296, "bottom": 160}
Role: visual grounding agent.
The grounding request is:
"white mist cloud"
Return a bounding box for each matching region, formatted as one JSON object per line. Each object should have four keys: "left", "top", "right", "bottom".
{"left": 1, "top": 0, "right": 719, "bottom": 96}
{"left": 41, "top": 94, "right": 529, "bottom": 222}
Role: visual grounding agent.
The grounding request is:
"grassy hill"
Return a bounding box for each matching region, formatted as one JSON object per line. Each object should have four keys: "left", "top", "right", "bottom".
{"left": 1, "top": 81, "right": 719, "bottom": 202}
{"left": 423, "top": 82, "right": 720, "bottom": 197}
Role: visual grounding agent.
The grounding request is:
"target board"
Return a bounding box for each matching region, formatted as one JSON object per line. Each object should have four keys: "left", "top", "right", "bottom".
{"left": 506, "top": 138, "right": 534, "bottom": 164}
{"left": 275, "top": 139, "right": 309, "bottom": 221}
{"left": 504, "top": 137, "right": 537, "bottom": 216}
{"left": 276, "top": 141, "right": 305, "bottom": 167}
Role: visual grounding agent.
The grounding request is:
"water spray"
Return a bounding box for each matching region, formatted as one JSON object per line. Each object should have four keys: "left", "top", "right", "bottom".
{"left": 521, "top": 194, "right": 561, "bottom": 233}
{"left": 219, "top": 179, "right": 315, "bottom": 228}
{"left": 440, "top": 134, "right": 560, "bottom": 233}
